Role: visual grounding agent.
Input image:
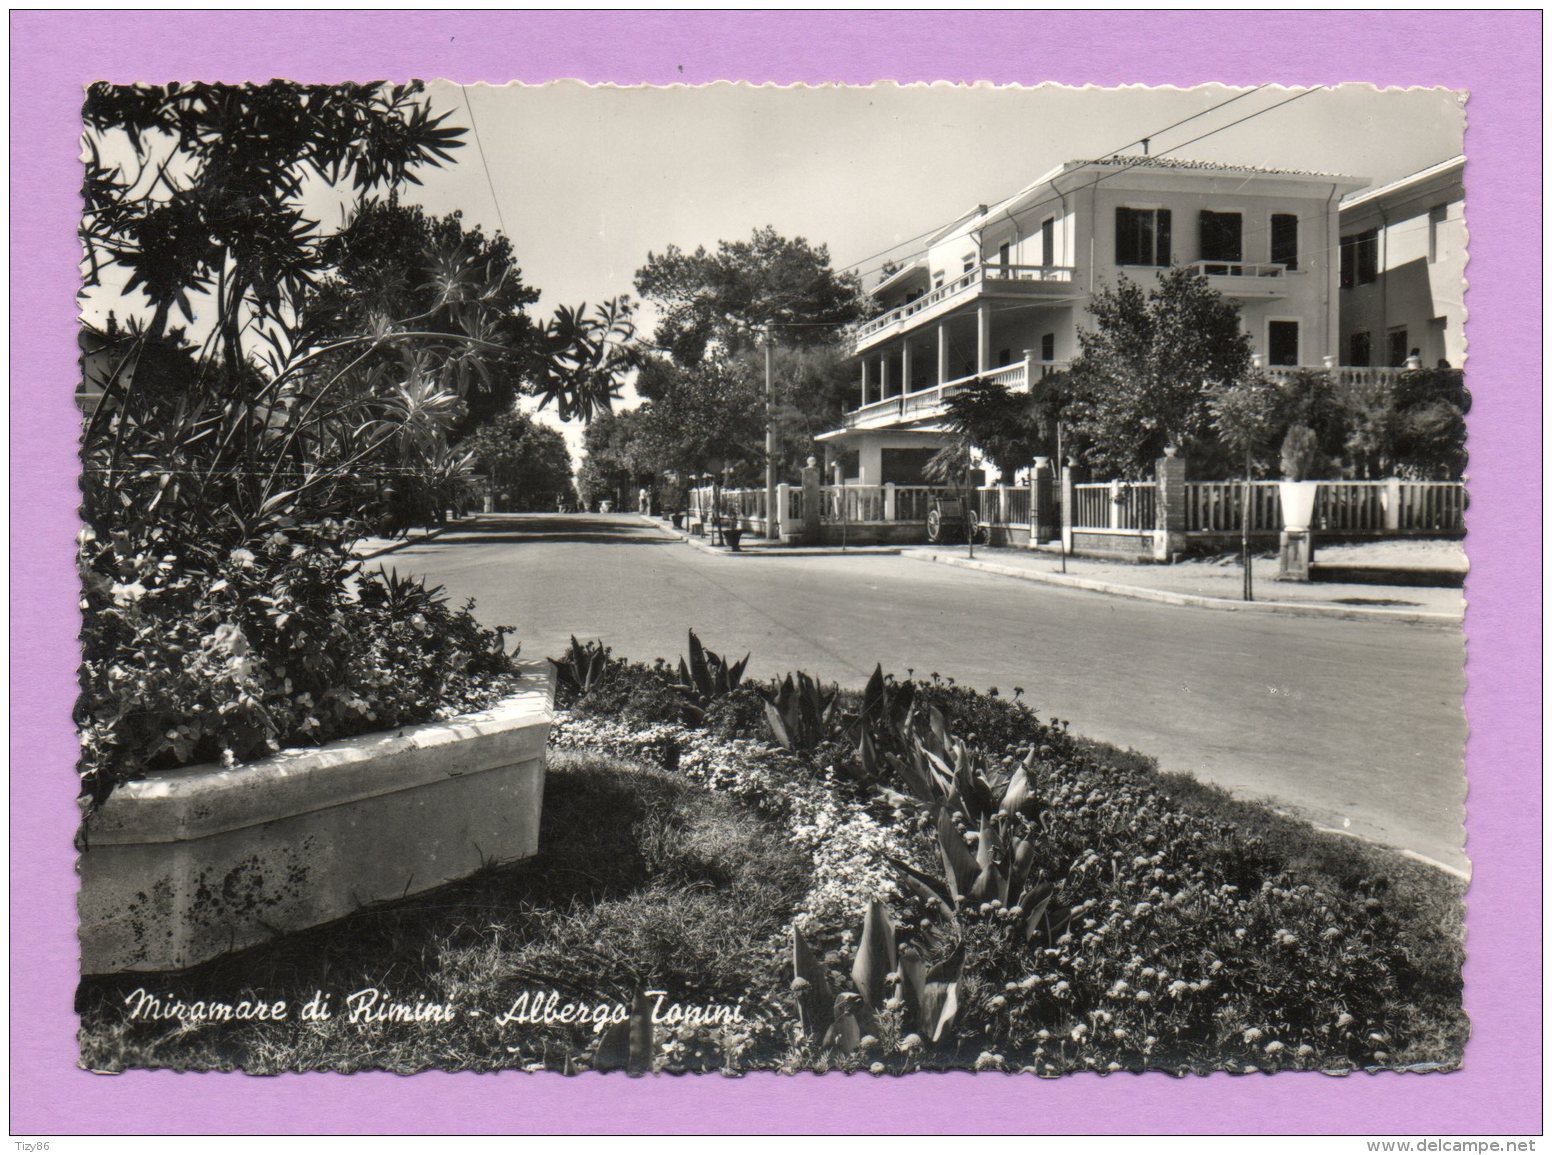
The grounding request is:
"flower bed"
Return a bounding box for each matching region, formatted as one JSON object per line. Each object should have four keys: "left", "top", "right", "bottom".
{"left": 553, "top": 638, "right": 1466, "bottom": 1075}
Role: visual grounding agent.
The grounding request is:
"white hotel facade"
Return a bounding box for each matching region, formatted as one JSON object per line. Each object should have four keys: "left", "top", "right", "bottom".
{"left": 818, "top": 157, "right": 1370, "bottom": 486}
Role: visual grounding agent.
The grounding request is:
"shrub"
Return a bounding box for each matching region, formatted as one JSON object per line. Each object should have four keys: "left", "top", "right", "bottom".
{"left": 76, "top": 524, "right": 519, "bottom": 808}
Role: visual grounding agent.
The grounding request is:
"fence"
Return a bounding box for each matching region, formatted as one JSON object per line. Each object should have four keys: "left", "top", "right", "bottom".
{"left": 1184, "top": 481, "right": 1283, "bottom": 534}
{"left": 1070, "top": 481, "right": 1157, "bottom": 532}
{"left": 1181, "top": 479, "right": 1465, "bottom": 536}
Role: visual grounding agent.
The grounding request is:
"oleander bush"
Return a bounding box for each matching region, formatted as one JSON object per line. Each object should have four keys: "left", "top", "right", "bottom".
{"left": 76, "top": 522, "right": 520, "bottom": 809}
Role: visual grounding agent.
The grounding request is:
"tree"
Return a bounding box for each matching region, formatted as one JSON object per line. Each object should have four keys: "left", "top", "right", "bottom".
{"left": 576, "top": 409, "right": 653, "bottom": 509}
{"left": 633, "top": 353, "right": 766, "bottom": 482}
{"left": 634, "top": 226, "right": 865, "bottom": 365}
{"left": 934, "top": 379, "right": 1050, "bottom": 482}
{"left": 1064, "top": 267, "right": 1252, "bottom": 477}
{"left": 81, "top": 81, "right": 636, "bottom": 550}
{"left": 463, "top": 410, "right": 575, "bottom": 511}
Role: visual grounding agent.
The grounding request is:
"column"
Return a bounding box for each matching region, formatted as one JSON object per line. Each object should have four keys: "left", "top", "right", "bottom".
{"left": 883, "top": 482, "right": 896, "bottom": 522}
{"left": 776, "top": 482, "right": 792, "bottom": 540}
{"left": 860, "top": 359, "right": 872, "bottom": 407}
{"left": 879, "top": 353, "right": 891, "bottom": 398}
{"left": 976, "top": 302, "right": 991, "bottom": 375}
{"left": 901, "top": 342, "right": 913, "bottom": 396}
{"left": 937, "top": 323, "right": 949, "bottom": 385}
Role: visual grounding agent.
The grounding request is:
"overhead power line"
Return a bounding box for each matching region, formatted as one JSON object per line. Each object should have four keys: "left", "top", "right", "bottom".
{"left": 837, "top": 85, "right": 1272, "bottom": 277}
{"left": 460, "top": 84, "right": 510, "bottom": 238}
{"left": 844, "top": 86, "right": 1327, "bottom": 287}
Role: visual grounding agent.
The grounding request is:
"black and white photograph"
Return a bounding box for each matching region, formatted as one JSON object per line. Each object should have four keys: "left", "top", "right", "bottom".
{"left": 74, "top": 78, "right": 1469, "bottom": 1078}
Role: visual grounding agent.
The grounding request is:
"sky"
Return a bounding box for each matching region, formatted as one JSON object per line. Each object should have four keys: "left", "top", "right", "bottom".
{"left": 84, "top": 82, "right": 1466, "bottom": 462}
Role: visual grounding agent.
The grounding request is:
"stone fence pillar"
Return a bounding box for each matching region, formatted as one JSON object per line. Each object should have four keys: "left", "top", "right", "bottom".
{"left": 1060, "top": 463, "right": 1078, "bottom": 555}
{"left": 883, "top": 481, "right": 897, "bottom": 522}
{"left": 800, "top": 457, "right": 821, "bottom": 545}
{"left": 1031, "top": 459, "right": 1056, "bottom": 544}
{"left": 776, "top": 482, "right": 792, "bottom": 539}
{"left": 1154, "top": 453, "right": 1188, "bottom": 561}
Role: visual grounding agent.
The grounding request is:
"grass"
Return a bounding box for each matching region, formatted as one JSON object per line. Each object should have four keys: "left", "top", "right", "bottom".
{"left": 77, "top": 751, "right": 807, "bottom": 1073}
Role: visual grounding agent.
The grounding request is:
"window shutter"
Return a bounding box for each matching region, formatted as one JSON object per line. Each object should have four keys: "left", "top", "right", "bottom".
{"left": 1155, "top": 210, "right": 1172, "bottom": 266}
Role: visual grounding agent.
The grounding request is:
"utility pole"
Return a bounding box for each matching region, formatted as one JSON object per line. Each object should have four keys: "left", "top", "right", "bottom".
{"left": 764, "top": 329, "right": 778, "bottom": 540}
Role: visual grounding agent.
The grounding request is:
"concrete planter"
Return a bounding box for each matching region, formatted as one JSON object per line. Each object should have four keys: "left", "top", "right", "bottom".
{"left": 78, "top": 663, "right": 555, "bottom": 975}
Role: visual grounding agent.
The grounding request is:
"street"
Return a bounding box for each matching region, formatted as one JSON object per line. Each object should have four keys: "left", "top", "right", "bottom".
{"left": 383, "top": 513, "right": 1468, "bottom": 872}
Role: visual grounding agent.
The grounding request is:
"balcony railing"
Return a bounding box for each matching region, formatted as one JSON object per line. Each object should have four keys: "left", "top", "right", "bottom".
{"left": 856, "top": 262, "right": 1076, "bottom": 341}
{"left": 844, "top": 361, "right": 1071, "bottom": 428}
{"left": 1189, "top": 259, "right": 1289, "bottom": 279}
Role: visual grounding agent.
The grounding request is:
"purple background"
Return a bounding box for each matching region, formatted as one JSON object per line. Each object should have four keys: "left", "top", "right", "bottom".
{"left": 10, "top": 10, "right": 1541, "bottom": 1136}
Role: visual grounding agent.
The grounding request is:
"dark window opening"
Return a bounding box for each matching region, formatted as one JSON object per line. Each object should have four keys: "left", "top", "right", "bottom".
{"left": 1115, "top": 207, "right": 1171, "bottom": 266}
{"left": 1199, "top": 210, "right": 1243, "bottom": 265}
{"left": 1040, "top": 333, "right": 1056, "bottom": 361}
{"left": 1268, "top": 321, "right": 1300, "bottom": 367}
{"left": 1040, "top": 217, "right": 1055, "bottom": 267}
{"left": 1349, "top": 331, "right": 1372, "bottom": 367}
{"left": 997, "top": 348, "right": 1012, "bottom": 367}
{"left": 1271, "top": 213, "right": 1299, "bottom": 270}
{"left": 997, "top": 242, "right": 1010, "bottom": 268}
{"left": 1340, "top": 230, "right": 1379, "bottom": 288}
{"left": 1388, "top": 328, "right": 1409, "bottom": 368}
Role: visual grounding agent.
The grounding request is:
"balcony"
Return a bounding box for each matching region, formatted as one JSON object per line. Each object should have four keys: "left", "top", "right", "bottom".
{"left": 843, "top": 360, "right": 1071, "bottom": 430}
{"left": 855, "top": 262, "right": 1078, "bottom": 351}
{"left": 1188, "top": 260, "right": 1293, "bottom": 299}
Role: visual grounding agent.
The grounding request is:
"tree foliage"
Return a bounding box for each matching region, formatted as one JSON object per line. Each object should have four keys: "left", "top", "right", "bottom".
{"left": 634, "top": 225, "right": 865, "bottom": 365}
{"left": 1064, "top": 267, "right": 1252, "bottom": 476}
{"left": 463, "top": 410, "right": 576, "bottom": 511}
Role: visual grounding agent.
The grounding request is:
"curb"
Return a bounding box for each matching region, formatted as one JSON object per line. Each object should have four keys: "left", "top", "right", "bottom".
{"left": 903, "top": 550, "right": 1463, "bottom": 627}
{"left": 638, "top": 515, "right": 902, "bottom": 557}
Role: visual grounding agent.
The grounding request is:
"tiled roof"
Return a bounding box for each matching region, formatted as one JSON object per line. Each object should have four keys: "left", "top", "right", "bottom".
{"left": 1074, "top": 156, "right": 1352, "bottom": 179}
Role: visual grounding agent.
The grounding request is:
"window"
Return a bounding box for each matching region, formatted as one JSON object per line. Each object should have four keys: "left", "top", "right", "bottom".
{"left": 1040, "top": 217, "right": 1055, "bottom": 267}
{"left": 1199, "top": 210, "right": 1243, "bottom": 264}
{"left": 1271, "top": 213, "right": 1299, "bottom": 270}
{"left": 1348, "top": 331, "right": 1372, "bottom": 367}
{"left": 962, "top": 254, "right": 976, "bottom": 275}
{"left": 1040, "top": 333, "right": 1056, "bottom": 362}
{"left": 1340, "top": 230, "right": 1379, "bottom": 288}
{"left": 1428, "top": 204, "right": 1448, "bottom": 263}
{"left": 997, "top": 242, "right": 1010, "bottom": 268}
{"left": 997, "top": 348, "right": 1012, "bottom": 367}
{"left": 1268, "top": 321, "right": 1300, "bottom": 367}
{"left": 1387, "top": 328, "right": 1411, "bottom": 367}
{"left": 932, "top": 272, "right": 944, "bottom": 291}
{"left": 1115, "top": 207, "right": 1171, "bottom": 266}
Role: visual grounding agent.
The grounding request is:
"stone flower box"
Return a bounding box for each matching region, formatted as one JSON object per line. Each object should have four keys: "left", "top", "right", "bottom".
{"left": 78, "top": 663, "right": 555, "bottom": 975}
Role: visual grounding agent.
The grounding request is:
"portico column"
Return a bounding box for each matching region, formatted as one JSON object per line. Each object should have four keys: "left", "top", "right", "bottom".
{"left": 860, "top": 359, "right": 872, "bottom": 406}
{"left": 937, "top": 323, "right": 949, "bottom": 385}
{"left": 976, "top": 302, "right": 992, "bottom": 375}
{"left": 879, "top": 353, "right": 891, "bottom": 398}
{"left": 901, "top": 341, "right": 913, "bottom": 396}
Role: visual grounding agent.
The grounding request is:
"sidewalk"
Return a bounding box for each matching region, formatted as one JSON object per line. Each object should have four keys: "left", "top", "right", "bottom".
{"left": 902, "top": 545, "right": 1465, "bottom": 625}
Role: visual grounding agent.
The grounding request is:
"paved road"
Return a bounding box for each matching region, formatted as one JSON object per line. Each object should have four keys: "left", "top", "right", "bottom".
{"left": 386, "top": 513, "right": 1467, "bottom": 872}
